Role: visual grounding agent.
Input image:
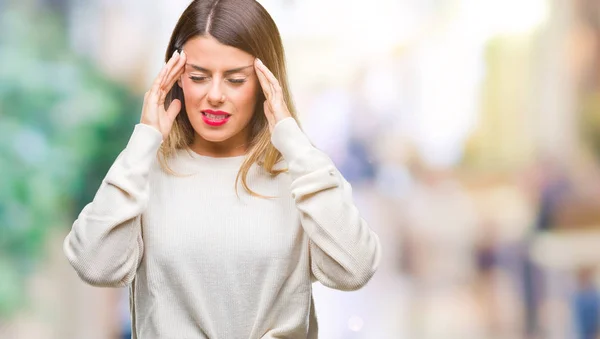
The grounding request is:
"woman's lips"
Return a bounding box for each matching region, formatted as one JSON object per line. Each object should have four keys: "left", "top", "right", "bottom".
{"left": 201, "top": 109, "right": 231, "bottom": 127}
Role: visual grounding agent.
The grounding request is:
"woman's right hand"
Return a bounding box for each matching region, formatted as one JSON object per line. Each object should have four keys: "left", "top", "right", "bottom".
{"left": 141, "top": 50, "right": 187, "bottom": 140}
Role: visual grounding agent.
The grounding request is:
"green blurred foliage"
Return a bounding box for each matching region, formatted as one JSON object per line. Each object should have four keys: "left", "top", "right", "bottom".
{"left": 0, "top": 3, "right": 141, "bottom": 318}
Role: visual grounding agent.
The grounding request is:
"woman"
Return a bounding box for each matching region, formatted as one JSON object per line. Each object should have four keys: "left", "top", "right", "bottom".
{"left": 63, "top": 0, "right": 381, "bottom": 337}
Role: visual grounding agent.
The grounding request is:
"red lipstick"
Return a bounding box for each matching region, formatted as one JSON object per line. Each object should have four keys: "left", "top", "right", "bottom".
{"left": 201, "top": 109, "right": 231, "bottom": 127}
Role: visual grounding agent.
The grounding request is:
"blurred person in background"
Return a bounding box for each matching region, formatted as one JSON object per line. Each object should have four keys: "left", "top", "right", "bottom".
{"left": 524, "top": 158, "right": 570, "bottom": 338}
{"left": 61, "top": 0, "right": 381, "bottom": 338}
{"left": 573, "top": 266, "right": 600, "bottom": 339}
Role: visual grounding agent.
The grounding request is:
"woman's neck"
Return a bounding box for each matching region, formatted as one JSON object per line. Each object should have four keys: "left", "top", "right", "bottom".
{"left": 189, "top": 133, "right": 250, "bottom": 158}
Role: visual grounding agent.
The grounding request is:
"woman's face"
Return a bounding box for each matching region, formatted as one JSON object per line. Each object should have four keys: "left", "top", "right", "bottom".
{"left": 179, "top": 35, "right": 259, "bottom": 155}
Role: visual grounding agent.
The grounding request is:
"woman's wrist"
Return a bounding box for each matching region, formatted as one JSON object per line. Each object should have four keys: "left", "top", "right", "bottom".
{"left": 270, "top": 118, "right": 313, "bottom": 162}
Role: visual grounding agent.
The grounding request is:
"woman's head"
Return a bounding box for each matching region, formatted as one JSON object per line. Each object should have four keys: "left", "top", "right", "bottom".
{"left": 178, "top": 35, "right": 260, "bottom": 151}
{"left": 161, "top": 0, "right": 296, "bottom": 195}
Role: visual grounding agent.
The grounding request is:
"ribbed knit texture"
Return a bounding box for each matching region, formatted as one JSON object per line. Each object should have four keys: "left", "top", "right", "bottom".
{"left": 63, "top": 117, "right": 382, "bottom": 338}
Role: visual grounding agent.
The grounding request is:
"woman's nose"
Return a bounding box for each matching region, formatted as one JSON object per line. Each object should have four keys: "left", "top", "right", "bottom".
{"left": 207, "top": 82, "right": 225, "bottom": 105}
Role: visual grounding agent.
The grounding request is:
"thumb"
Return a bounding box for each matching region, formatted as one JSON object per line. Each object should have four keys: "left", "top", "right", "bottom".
{"left": 263, "top": 101, "right": 275, "bottom": 129}
{"left": 166, "top": 99, "right": 182, "bottom": 122}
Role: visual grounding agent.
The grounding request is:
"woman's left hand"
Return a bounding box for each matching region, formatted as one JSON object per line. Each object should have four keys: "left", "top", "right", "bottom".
{"left": 254, "top": 58, "right": 292, "bottom": 133}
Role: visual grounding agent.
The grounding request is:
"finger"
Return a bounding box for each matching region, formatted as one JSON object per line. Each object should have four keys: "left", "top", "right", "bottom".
{"left": 256, "top": 65, "right": 287, "bottom": 119}
{"left": 163, "top": 52, "right": 186, "bottom": 91}
{"left": 256, "top": 59, "right": 281, "bottom": 95}
{"left": 143, "top": 90, "right": 150, "bottom": 106}
{"left": 257, "top": 69, "right": 282, "bottom": 111}
{"left": 257, "top": 68, "right": 275, "bottom": 100}
{"left": 158, "top": 67, "right": 185, "bottom": 104}
{"left": 150, "top": 63, "right": 170, "bottom": 99}
{"left": 142, "top": 90, "right": 150, "bottom": 110}
{"left": 254, "top": 60, "right": 273, "bottom": 101}
{"left": 140, "top": 91, "right": 150, "bottom": 123}
{"left": 162, "top": 50, "right": 186, "bottom": 90}
{"left": 159, "top": 50, "right": 181, "bottom": 90}
{"left": 165, "top": 98, "right": 182, "bottom": 123}
{"left": 263, "top": 101, "right": 275, "bottom": 128}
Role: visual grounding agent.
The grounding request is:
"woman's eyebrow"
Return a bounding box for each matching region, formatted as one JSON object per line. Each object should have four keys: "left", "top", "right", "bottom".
{"left": 186, "top": 64, "right": 254, "bottom": 75}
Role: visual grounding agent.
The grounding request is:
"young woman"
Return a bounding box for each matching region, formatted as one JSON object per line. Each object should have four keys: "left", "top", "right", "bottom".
{"left": 63, "top": 0, "right": 381, "bottom": 337}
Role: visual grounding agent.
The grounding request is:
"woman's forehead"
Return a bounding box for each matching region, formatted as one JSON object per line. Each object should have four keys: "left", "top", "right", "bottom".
{"left": 183, "top": 35, "right": 254, "bottom": 68}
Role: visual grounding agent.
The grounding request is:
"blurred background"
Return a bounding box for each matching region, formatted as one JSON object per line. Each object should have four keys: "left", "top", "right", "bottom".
{"left": 2, "top": 0, "right": 600, "bottom": 338}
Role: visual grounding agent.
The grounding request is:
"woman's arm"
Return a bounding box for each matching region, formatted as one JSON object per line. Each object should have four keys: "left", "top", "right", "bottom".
{"left": 63, "top": 124, "right": 162, "bottom": 287}
{"left": 271, "top": 118, "right": 382, "bottom": 291}
{"left": 65, "top": 50, "right": 186, "bottom": 287}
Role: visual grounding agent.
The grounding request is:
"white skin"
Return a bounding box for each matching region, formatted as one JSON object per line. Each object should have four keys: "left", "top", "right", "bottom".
{"left": 140, "top": 34, "right": 291, "bottom": 157}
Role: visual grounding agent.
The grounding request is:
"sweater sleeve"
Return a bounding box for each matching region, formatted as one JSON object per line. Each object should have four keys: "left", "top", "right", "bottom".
{"left": 271, "top": 117, "right": 382, "bottom": 291}
{"left": 63, "top": 124, "right": 162, "bottom": 287}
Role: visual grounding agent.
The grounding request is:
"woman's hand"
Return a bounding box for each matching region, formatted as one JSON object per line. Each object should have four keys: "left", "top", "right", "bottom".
{"left": 254, "top": 58, "right": 292, "bottom": 133}
{"left": 141, "top": 50, "right": 187, "bottom": 140}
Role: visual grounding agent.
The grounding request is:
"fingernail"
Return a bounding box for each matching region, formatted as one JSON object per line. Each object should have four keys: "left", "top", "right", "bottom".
{"left": 180, "top": 50, "right": 186, "bottom": 58}
{"left": 256, "top": 58, "right": 263, "bottom": 65}
{"left": 172, "top": 50, "right": 179, "bottom": 57}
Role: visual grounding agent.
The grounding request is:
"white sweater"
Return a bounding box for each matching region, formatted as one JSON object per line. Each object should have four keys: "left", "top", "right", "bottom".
{"left": 63, "top": 117, "right": 382, "bottom": 338}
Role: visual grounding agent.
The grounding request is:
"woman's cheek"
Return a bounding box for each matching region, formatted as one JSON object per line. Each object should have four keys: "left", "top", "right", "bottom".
{"left": 235, "top": 82, "right": 259, "bottom": 106}
{"left": 182, "top": 82, "right": 206, "bottom": 104}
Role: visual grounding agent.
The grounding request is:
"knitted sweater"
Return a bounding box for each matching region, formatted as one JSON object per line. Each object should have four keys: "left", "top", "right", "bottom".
{"left": 63, "top": 117, "right": 382, "bottom": 338}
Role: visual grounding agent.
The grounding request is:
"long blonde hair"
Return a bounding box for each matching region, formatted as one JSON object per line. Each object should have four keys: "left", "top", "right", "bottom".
{"left": 160, "top": 0, "right": 298, "bottom": 197}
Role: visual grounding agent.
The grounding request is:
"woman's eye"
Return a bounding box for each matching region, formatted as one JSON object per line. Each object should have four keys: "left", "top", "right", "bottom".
{"left": 189, "top": 76, "right": 208, "bottom": 82}
{"left": 228, "top": 78, "right": 246, "bottom": 84}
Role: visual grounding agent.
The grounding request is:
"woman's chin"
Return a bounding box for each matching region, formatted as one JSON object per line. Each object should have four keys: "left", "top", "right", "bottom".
{"left": 194, "top": 129, "right": 234, "bottom": 143}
